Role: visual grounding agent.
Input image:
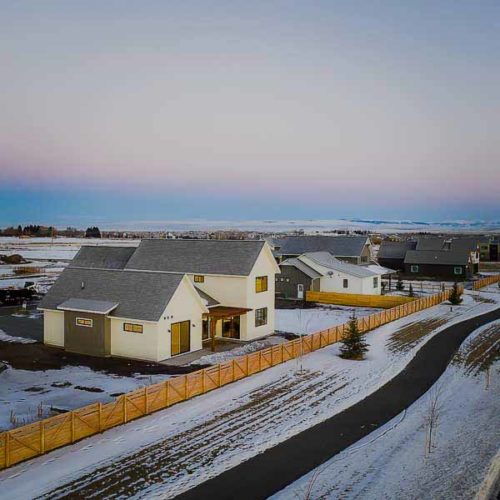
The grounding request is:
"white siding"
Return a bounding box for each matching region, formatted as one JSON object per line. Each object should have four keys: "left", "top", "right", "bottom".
{"left": 43, "top": 310, "right": 64, "bottom": 347}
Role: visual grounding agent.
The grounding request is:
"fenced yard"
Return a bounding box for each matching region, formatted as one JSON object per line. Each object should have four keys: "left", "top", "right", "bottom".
{"left": 1, "top": 276, "right": 499, "bottom": 470}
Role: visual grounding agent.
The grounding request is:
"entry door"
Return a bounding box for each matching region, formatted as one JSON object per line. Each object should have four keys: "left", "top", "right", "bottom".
{"left": 171, "top": 320, "right": 190, "bottom": 356}
{"left": 297, "top": 284, "right": 304, "bottom": 299}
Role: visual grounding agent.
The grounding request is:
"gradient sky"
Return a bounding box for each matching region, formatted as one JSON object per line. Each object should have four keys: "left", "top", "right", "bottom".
{"left": 1, "top": 0, "right": 499, "bottom": 226}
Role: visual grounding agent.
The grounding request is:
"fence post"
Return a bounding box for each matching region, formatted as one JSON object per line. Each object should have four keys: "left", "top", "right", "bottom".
{"left": 144, "top": 386, "right": 149, "bottom": 414}
{"left": 259, "top": 350, "right": 262, "bottom": 371}
{"left": 5, "top": 432, "right": 10, "bottom": 468}
{"left": 123, "top": 396, "right": 127, "bottom": 423}
{"left": 98, "top": 403, "right": 102, "bottom": 431}
{"left": 218, "top": 363, "right": 222, "bottom": 385}
{"left": 71, "top": 412, "right": 75, "bottom": 441}
{"left": 40, "top": 421, "right": 45, "bottom": 454}
{"left": 232, "top": 360, "right": 236, "bottom": 381}
{"left": 165, "top": 380, "right": 170, "bottom": 406}
{"left": 184, "top": 375, "right": 188, "bottom": 399}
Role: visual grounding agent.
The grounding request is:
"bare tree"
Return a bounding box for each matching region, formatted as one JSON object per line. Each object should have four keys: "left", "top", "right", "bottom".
{"left": 424, "top": 383, "right": 445, "bottom": 456}
{"left": 295, "top": 308, "right": 315, "bottom": 375}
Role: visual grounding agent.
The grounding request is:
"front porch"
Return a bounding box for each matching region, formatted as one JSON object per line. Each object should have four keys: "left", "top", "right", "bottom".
{"left": 202, "top": 306, "right": 252, "bottom": 351}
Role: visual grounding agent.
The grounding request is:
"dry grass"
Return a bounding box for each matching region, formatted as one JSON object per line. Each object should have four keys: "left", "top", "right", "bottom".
{"left": 453, "top": 323, "right": 500, "bottom": 376}
{"left": 386, "top": 317, "right": 449, "bottom": 354}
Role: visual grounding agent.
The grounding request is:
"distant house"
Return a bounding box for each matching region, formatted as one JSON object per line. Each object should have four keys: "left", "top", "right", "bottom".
{"left": 403, "top": 237, "right": 480, "bottom": 279}
{"left": 39, "top": 240, "right": 280, "bottom": 361}
{"left": 377, "top": 240, "right": 417, "bottom": 271}
{"left": 269, "top": 236, "right": 371, "bottom": 265}
{"left": 276, "top": 252, "right": 393, "bottom": 299}
{"left": 479, "top": 237, "right": 499, "bottom": 262}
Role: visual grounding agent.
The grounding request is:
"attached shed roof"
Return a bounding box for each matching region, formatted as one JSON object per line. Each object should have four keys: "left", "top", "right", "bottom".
{"left": 300, "top": 252, "right": 377, "bottom": 278}
{"left": 280, "top": 258, "right": 322, "bottom": 279}
{"left": 125, "top": 239, "right": 266, "bottom": 276}
{"left": 40, "top": 268, "right": 185, "bottom": 321}
{"left": 69, "top": 246, "right": 137, "bottom": 270}
{"left": 274, "top": 236, "right": 368, "bottom": 257}
{"left": 58, "top": 298, "right": 119, "bottom": 314}
{"left": 194, "top": 286, "right": 220, "bottom": 307}
{"left": 404, "top": 250, "right": 470, "bottom": 266}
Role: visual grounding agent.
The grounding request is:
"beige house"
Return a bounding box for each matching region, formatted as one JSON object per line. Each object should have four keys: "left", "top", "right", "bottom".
{"left": 39, "top": 240, "right": 280, "bottom": 362}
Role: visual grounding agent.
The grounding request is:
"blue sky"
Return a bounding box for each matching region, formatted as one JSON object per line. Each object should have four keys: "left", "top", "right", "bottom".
{"left": 1, "top": 1, "right": 499, "bottom": 226}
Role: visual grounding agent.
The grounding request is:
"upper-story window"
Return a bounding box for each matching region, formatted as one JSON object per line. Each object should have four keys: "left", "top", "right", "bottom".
{"left": 343, "top": 279, "right": 349, "bottom": 289}
{"left": 194, "top": 275, "right": 204, "bottom": 283}
{"left": 255, "top": 276, "right": 268, "bottom": 293}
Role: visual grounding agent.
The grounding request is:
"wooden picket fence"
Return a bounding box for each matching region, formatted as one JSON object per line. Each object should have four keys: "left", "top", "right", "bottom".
{"left": 306, "top": 290, "right": 415, "bottom": 309}
{"left": 2, "top": 279, "right": 494, "bottom": 471}
{"left": 473, "top": 275, "right": 500, "bottom": 290}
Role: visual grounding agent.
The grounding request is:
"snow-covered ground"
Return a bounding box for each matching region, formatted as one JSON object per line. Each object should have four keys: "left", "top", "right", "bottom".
{"left": 0, "top": 332, "right": 170, "bottom": 431}
{"left": 275, "top": 305, "right": 381, "bottom": 334}
{"left": 273, "top": 318, "right": 500, "bottom": 500}
{"left": 1, "top": 287, "right": 498, "bottom": 499}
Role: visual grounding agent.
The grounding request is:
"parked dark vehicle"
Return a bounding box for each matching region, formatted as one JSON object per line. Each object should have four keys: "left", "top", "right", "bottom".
{"left": 0, "top": 288, "right": 34, "bottom": 306}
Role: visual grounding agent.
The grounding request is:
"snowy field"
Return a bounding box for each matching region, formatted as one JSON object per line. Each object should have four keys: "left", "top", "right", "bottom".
{"left": 274, "top": 318, "right": 500, "bottom": 500}
{"left": 1, "top": 287, "right": 498, "bottom": 499}
{"left": 275, "top": 305, "right": 382, "bottom": 334}
{"left": 0, "top": 331, "right": 170, "bottom": 431}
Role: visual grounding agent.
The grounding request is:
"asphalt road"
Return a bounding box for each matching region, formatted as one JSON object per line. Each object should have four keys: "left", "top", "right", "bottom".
{"left": 177, "top": 306, "right": 500, "bottom": 500}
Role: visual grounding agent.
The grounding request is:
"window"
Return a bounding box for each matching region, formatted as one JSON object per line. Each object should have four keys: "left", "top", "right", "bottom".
{"left": 194, "top": 275, "right": 204, "bottom": 283}
{"left": 255, "top": 307, "right": 268, "bottom": 327}
{"left": 343, "top": 279, "right": 348, "bottom": 289}
{"left": 255, "top": 276, "right": 268, "bottom": 293}
{"left": 373, "top": 277, "right": 378, "bottom": 288}
{"left": 411, "top": 265, "right": 419, "bottom": 273}
{"left": 123, "top": 322, "right": 143, "bottom": 333}
{"left": 454, "top": 267, "right": 463, "bottom": 275}
{"left": 76, "top": 317, "right": 93, "bottom": 328}
{"left": 361, "top": 256, "right": 368, "bottom": 263}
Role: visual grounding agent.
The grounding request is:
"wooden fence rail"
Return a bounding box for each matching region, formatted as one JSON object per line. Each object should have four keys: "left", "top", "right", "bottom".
{"left": 0, "top": 278, "right": 496, "bottom": 470}
{"left": 473, "top": 275, "right": 500, "bottom": 290}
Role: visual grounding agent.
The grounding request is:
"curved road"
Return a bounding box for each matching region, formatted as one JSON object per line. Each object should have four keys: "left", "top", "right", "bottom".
{"left": 177, "top": 306, "right": 500, "bottom": 500}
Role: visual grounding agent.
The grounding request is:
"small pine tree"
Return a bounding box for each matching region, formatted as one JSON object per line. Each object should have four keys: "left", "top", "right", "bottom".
{"left": 449, "top": 282, "right": 463, "bottom": 305}
{"left": 408, "top": 284, "right": 415, "bottom": 297}
{"left": 339, "top": 314, "right": 369, "bottom": 360}
{"left": 396, "top": 276, "right": 405, "bottom": 291}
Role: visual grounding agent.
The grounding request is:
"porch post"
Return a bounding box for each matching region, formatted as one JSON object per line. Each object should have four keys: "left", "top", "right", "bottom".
{"left": 210, "top": 317, "right": 217, "bottom": 352}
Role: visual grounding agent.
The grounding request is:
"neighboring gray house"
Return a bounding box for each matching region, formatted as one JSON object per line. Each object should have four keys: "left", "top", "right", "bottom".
{"left": 270, "top": 236, "right": 371, "bottom": 265}
{"left": 377, "top": 240, "right": 417, "bottom": 271}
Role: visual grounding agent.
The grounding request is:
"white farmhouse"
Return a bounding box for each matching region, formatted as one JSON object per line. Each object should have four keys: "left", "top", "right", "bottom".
{"left": 39, "top": 240, "right": 280, "bottom": 362}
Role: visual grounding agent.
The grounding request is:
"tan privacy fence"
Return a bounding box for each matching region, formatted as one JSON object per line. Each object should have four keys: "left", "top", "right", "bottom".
{"left": 473, "top": 275, "right": 500, "bottom": 290}
{"left": 0, "top": 281, "right": 486, "bottom": 471}
{"left": 306, "top": 291, "right": 415, "bottom": 309}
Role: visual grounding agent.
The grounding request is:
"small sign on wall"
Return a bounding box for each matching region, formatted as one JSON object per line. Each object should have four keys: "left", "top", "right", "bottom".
{"left": 76, "top": 317, "right": 93, "bottom": 328}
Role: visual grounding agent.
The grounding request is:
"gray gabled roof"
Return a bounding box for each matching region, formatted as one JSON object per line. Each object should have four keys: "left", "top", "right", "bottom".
{"left": 280, "top": 258, "right": 322, "bottom": 279}
{"left": 415, "top": 238, "right": 446, "bottom": 251}
{"left": 58, "top": 298, "right": 119, "bottom": 314}
{"left": 69, "top": 246, "right": 137, "bottom": 270}
{"left": 404, "top": 250, "right": 470, "bottom": 266}
{"left": 378, "top": 240, "right": 417, "bottom": 259}
{"left": 40, "top": 268, "right": 186, "bottom": 321}
{"left": 125, "top": 239, "right": 266, "bottom": 276}
{"left": 274, "top": 236, "right": 368, "bottom": 257}
{"left": 300, "top": 252, "right": 378, "bottom": 278}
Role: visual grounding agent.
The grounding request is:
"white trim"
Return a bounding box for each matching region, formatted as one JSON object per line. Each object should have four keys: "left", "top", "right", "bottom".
{"left": 58, "top": 305, "right": 117, "bottom": 314}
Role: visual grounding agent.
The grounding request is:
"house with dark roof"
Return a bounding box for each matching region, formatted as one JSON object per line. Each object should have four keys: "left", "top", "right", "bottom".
{"left": 276, "top": 252, "right": 394, "bottom": 299}
{"left": 377, "top": 240, "right": 417, "bottom": 271}
{"left": 403, "top": 237, "right": 480, "bottom": 279}
{"left": 269, "top": 235, "right": 371, "bottom": 264}
{"left": 40, "top": 240, "right": 280, "bottom": 361}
